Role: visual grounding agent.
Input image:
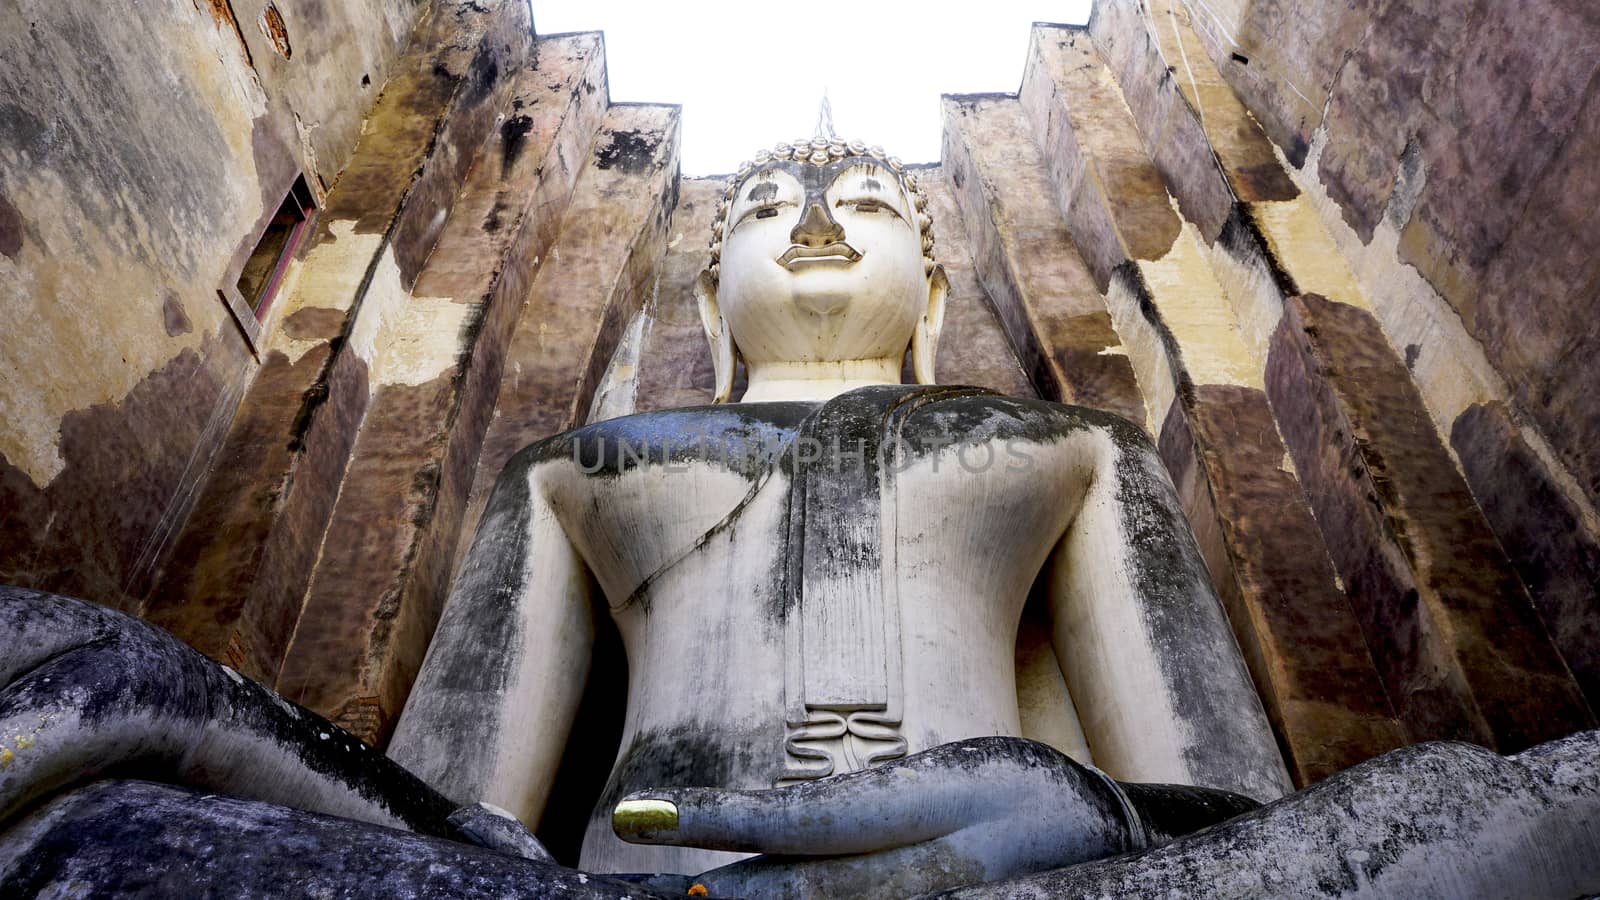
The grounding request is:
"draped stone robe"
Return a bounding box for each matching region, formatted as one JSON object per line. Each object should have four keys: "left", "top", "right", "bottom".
{"left": 390, "top": 385, "right": 1289, "bottom": 875}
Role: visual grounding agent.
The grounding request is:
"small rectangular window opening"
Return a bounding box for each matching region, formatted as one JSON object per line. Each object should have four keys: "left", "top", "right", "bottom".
{"left": 237, "top": 175, "right": 315, "bottom": 321}
{"left": 1231, "top": 52, "right": 1250, "bottom": 65}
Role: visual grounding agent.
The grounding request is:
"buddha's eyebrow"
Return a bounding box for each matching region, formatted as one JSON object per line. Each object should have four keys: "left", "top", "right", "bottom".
{"left": 832, "top": 168, "right": 890, "bottom": 193}
{"left": 746, "top": 181, "right": 779, "bottom": 203}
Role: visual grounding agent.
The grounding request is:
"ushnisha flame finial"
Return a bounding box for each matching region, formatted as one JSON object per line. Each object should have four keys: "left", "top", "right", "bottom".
{"left": 814, "top": 91, "right": 838, "bottom": 142}
{"left": 705, "top": 139, "right": 936, "bottom": 286}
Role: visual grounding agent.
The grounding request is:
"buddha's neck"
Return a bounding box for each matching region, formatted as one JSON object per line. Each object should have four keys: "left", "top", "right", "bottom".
{"left": 740, "top": 358, "right": 904, "bottom": 403}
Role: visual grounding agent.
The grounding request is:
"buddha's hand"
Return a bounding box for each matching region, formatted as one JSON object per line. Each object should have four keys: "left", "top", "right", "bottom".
{"left": 612, "top": 736, "right": 1256, "bottom": 898}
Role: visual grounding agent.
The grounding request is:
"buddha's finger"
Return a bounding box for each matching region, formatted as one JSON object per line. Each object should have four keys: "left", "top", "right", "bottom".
{"left": 690, "top": 797, "right": 1159, "bottom": 899}
{"left": 691, "top": 829, "right": 991, "bottom": 899}
{"left": 611, "top": 736, "right": 1123, "bottom": 856}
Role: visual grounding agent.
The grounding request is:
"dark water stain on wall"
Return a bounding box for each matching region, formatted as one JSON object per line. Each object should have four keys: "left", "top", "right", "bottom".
{"left": 0, "top": 189, "right": 23, "bottom": 259}
{"left": 161, "top": 292, "right": 194, "bottom": 337}
{"left": 280, "top": 305, "right": 347, "bottom": 340}
{"left": 1451, "top": 402, "right": 1600, "bottom": 707}
{"left": 595, "top": 128, "right": 662, "bottom": 173}
{"left": 499, "top": 114, "right": 534, "bottom": 176}
{"left": 0, "top": 330, "right": 249, "bottom": 613}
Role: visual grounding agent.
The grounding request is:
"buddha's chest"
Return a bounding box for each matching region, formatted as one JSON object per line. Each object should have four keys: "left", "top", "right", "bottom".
{"left": 557, "top": 442, "right": 1078, "bottom": 785}
{"left": 547, "top": 444, "right": 1068, "bottom": 616}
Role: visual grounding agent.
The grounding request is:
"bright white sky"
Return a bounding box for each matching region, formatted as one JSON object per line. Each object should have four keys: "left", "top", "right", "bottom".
{"left": 530, "top": 1, "right": 1095, "bottom": 174}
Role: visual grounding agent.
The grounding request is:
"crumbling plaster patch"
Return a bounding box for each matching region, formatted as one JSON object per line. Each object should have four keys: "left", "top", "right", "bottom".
{"left": 372, "top": 294, "right": 475, "bottom": 387}
{"left": 1107, "top": 214, "right": 1262, "bottom": 438}
{"left": 341, "top": 239, "right": 410, "bottom": 369}
{"left": 266, "top": 217, "right": 468, "bottom": 393}
{"left": 1138, "top": 213, "right": 1261, "bottom": 391}
{"left": 1249, "top": 196, "right": 1367, "bottom": 312}
{"left": 267, "top": 221, "right": 382, "bottom": 364}
{"left": 1103, "top": 274, "right": 1174, "bottom": 437}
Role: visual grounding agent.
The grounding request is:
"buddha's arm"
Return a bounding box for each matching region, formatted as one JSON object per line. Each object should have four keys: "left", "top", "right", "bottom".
{"left": 389, "top": 446, "right": 597, "bottom": 826}
{"left": 1042, "top": 421, "right": 1291, "bottom": 802}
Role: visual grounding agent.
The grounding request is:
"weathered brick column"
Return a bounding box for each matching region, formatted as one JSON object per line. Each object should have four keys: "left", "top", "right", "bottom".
{"left": 1268, "top": 294, "right": 1593, "bottom": 749}
{"left": 917, "top": 169, "right": 1040, "bottom": 399}
{"left": 1088, "top": 0, "right": 1596, "bottom": 749}
{"left": 631, "top": 178, "right": 725, "bottom": 413}
{"left": 1020, "top": 24, "right": 1402, "bottom": 783}
{"left": 451, "top": 104, "right": 681, "bottom": 572}
{"left": 1451, "top": 403, "right": 1600, "bottom": 703}
{"left": 941, "top": 94, "right": 1144, "bottom": 423}
{"left": 273, "top": 34, "right": 612, "bottom": 745}
{"left": 145, "top": 0, "right": 534, "bottom": 683}
{"left": 1174, "top": 0, "right": 1600, "bottom": 529}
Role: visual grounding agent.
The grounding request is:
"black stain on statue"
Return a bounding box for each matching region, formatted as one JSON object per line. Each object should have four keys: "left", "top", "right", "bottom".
{"left": 595, "top": 129, "right": 661, "bottom": 173}
{"left": 598, "top": 725, "right": 763, "bottom": 819}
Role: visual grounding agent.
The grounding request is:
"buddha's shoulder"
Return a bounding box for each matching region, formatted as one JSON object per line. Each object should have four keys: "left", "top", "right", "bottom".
{"left": 899, "top": 388, "right": 1148, "bottom": 447}
{"left": 499, "top": 388, "right": 1151, "bottom": 477}
{"left": 504, "top": 401, "right": 816, "bottom": 475}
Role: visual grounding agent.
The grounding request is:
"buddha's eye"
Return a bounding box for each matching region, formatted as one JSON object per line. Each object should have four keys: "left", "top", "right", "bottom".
{"left": 844, "top": 198, "right": 887, "bottom": 213}
{"left": 734, "top": 203, "right": 787, "bottom": 229}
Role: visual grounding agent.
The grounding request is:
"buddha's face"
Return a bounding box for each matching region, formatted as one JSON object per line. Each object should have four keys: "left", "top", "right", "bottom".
{"left": 717, "top": 159, "right": 927, "bottom": 364}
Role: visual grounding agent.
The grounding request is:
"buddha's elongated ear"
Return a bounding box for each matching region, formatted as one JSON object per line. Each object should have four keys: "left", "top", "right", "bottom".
{"left": 695, "top": 270, "right": 737, "bottom": 403}
{"left": 912, "top": 264, "right": 949, "bottom": 386}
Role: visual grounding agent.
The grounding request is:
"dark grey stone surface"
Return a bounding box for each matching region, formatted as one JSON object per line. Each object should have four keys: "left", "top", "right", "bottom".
{"left": 1, "top": 584, "right": 1597, "bottom": 898}
{"left": 0, "top": 779, "right": 666, "bottom": 898}
{"left": 619, "top": 735, "right": 1254, "bottom": 898}
{"left": 449, "top": 800, "right": 556, "bottom": 862}
{"left": 0, "top": 586, "right": 455, "bottom": 835}
{"left": 930, "top": 732, "right": 1600, "bottom": 899}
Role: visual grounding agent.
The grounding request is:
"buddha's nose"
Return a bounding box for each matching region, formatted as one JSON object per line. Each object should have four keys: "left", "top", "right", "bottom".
{"left": 790, "top": 200, "right": 845, "bottom": 247}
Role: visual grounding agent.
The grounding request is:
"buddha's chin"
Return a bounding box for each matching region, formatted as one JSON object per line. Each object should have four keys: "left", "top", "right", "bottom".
{"left": 792, "top": 288, "right": 850, "bottom": 316}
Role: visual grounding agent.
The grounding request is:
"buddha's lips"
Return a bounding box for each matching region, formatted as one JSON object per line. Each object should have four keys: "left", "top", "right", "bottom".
{"left": 778, "top": 241, "right": 862, "bottom": 269}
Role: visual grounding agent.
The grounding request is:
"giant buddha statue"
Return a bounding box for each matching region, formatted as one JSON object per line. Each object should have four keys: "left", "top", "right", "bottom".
{"left": 3, "top": 135, "right": 1599, "bottom": 899}
{"left": 386, "top": 135, "right": 1292, "bottom": 882}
